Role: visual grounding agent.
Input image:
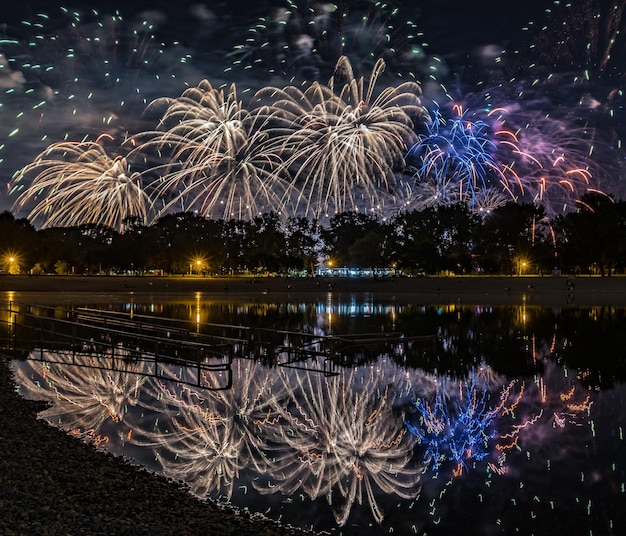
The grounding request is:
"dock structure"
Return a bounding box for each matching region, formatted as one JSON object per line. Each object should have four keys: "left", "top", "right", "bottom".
{"left": 2, "top": 301, "right": 436, "bottom": 387}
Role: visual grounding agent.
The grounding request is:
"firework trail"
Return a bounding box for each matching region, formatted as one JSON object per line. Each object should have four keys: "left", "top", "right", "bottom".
{"left": 405, "top": 105, "right": 512, "bottom": 210}
{"left": 0, "top": 7, "right": 203, "bottom": 211}
{"left": 405, "top": 93, "right": 609, "bottom": 218}
{"left": 11, "top": 351, "right": 146, "bottom": 444}
{"left": 126, "top": 359, "right": 283, "bottom": 501}
{"left": 3, "top": 1, "right": 625, "bottom": 227}
{"left": 406, "top": 370, "right": 501, "bottom": 475}
{"left": 405, "top": 359, "right": 594, "bottom": 480}
{"left": 491, "top": 106, "right": 602, "bottom": 217}
{"left": 228, "top": 0, "right": 437, "bottom": 84}
{"left": 511, "top": 0, "right": 626, "bottom": 100}
{"left": 506, "top": 0, "right": 626, "bottom": 198}
{"left": 131, "top": 79, "right": 293, "bottom": 220}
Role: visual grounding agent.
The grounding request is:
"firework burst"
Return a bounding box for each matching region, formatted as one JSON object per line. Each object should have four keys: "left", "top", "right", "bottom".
{"left": 506, "top": 0, "right": 626, "bottom": 195}
{"left": 404, "top": 92, "right": 608, "bottom": 218}
{"left": 256, "top": 55, "right": 427, "bottom": 217}
{"left": 10, "top": 139, "right": 151, "bottom": 231}
{"left": 11, "top": 351, "right": 146, "bottom": 435}
{"left": 4, "top": 2, "right": 624, "bottom": 229}
{"left": 405, "top": 105, "right": 513, "bottom": 210}
{"left": 0, "top": 7, "right": 201, "bottom": 194}
{"left": 406, "top": 371, "right": 501, "bottom": 474}
{"left": 133, "top": 80, "right": 292, "bottom": 220}
{"left": 257, "top": 365, "right": 425, "bottom": 526}
{"left": 492, "top": 107, "right": 601, "bottom": 217}
{"left": 128, "top": 359, "right": 282, "bottom": 501}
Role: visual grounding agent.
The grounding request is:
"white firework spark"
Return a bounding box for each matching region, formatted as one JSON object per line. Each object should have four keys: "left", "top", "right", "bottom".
{"left": 134, "top": 80, "right": 292, "bottom": 220}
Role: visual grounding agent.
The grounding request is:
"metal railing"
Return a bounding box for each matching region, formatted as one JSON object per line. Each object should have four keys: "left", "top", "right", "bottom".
{"left": 2, "top": 301, "right": 437, "bottom": 384}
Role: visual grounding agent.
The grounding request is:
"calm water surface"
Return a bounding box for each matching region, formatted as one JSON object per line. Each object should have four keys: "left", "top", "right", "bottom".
{"left": 8, "top": 295, "right": 626, "bottom": 535}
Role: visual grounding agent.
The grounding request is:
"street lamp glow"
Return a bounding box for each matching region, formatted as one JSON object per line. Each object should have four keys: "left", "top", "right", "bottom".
{"left": 6, "top": 255, "right": 18, "bottom": 275}
{"left": 190, "top": 258, "right": 204, "bottom": 275}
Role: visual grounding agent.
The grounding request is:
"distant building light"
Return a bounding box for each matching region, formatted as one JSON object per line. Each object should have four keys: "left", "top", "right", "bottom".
{"left": 315, "top": 267, "right": 400, "bottom": 277}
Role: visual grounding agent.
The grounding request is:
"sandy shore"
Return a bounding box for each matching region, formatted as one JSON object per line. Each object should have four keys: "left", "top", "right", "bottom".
{"left": 2, "top": 273, "right": 626, "bottom": 306}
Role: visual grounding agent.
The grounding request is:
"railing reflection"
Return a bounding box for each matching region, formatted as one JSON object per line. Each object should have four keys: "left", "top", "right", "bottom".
{"left": 2, "top": 302, "right": 437, "bottom": 377}
{"left": 3, "top": 302, "right": 235, "bottom": 390}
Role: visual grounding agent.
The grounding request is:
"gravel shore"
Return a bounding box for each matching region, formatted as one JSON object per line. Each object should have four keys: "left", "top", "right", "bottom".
{"left": 0, "top": 356, "right": 316, "bottom": 536}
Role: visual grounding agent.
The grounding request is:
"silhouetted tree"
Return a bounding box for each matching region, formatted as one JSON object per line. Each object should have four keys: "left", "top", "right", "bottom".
{"left": 75, "top": 224, "right": 117, "bottom": 274}
{"left": 477, "top": 202, "right": 545, "bottom": 274}
{"left": 110, "top": 217, "right": 151, "bottom": 273}
{"left": 389, "top": 204, "right": 479, "bottom": 274}
{"left": 388, "top": 208, "right": 440, "bottom": 274}
{"left": 150, "top": 212, "right": 222, "bottom": 273}
{"left": 243, "top": 212, "right": 287, "bottom": 274}
{"left": 0, "top": 211, "right": 38, "bottom": 273}
{"left": 320, "top": 212, "right": 387, "bottom": 268}
{"left": 37, "top": 227, "right": 83, "bottom": 274}
{"left": 284, "top": 216, "right": 320, "bottom": 274}
{"left": 220, "top": 219, "right": 252, "bottom": 274}
{"left": 553, "top": 192, "right": 626, "bottom": 276}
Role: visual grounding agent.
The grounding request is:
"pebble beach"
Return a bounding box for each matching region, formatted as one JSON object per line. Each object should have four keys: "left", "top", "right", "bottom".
{"left": 0, "top": 276, "right": 328, "bottom": 535}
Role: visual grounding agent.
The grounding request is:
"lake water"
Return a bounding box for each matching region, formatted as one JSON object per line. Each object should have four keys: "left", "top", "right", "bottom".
{"left": 8, "top": 295, "right": 626, "bottom": 535}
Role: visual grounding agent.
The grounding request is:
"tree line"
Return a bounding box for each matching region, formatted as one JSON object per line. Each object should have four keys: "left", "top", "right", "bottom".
{"left": 2, "top": 192, "right": 626, "bottom": 277}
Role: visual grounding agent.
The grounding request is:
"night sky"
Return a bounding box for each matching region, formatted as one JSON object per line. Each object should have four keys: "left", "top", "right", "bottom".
{"left": 0, "top": 1, "right": 546, "bottom": 71}
{"left": 1, "top": 1, "right": 623, "bottom": 223}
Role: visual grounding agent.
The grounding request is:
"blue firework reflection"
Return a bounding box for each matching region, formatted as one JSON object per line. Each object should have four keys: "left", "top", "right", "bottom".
{"left": 405, "top": 370, "right": 499, "bottom": 474}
